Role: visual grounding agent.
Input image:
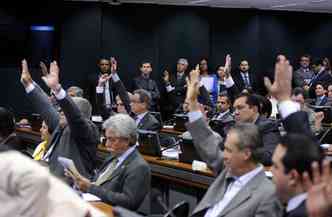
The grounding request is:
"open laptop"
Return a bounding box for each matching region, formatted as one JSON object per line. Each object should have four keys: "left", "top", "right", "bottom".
{"left": 137, "top": 129, "right": 162, "bottom": 157}
{"left": 179, "top": 138, "right": 202, "bottom": 164}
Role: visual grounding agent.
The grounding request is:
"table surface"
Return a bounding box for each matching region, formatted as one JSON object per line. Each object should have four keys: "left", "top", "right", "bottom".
{"left": 90, "top": 202, "right": 114, "bottom": 217}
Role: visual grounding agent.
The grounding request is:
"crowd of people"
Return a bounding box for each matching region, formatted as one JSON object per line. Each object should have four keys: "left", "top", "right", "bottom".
{"left": 0, "top": 53, "right": 332, "bottom": 217}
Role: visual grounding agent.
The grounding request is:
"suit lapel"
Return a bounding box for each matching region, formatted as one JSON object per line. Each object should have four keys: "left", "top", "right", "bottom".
{"left": 99, "top": 150, "right": 137, "bottom": 185}
{"left": 218, "top": 170, "right": 265, "bottom": 217}
{"left": 138, "top": 112, "right": 149, "bottom": 129}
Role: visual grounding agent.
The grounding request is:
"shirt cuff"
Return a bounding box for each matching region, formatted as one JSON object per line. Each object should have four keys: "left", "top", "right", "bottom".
{"left": 25, "top": 83, "right": 35, "bottom": 93}
{"left": 111, "top": 73, "right": 120, "bottom": 82}
{"left": 53, "top": 88, "right": 66, "bottom": 100}
{"left": 96, "top": 86, "right": 104, "bottom": 94}
{"left": 166, "top": 85, "right": 175, "bottom": 92}
{"left": 188, "top": 111, "right": 203, "bottom": 123}
{"left": 224, "top": 77, "right": 235, "bottom": 88}
{"left": 278, "top": 100, "right": 300, "bottom": 119}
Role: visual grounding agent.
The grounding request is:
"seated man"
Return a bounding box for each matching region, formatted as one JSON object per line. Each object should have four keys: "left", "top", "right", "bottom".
{"left": 184, "top": 66, "right": 282, "bottom": 217}
{"left": 131, "top": 89, "right": 161, "bottom": 131}
{"left": 20, "top": 60, "right": 99, "bottom": 179}
{"left": 311, "top": 82, "right": 329, "bottom": 106}
{"left": 233, "top": 93, "right": 281, "bottom": 166}
{"left": 66, "top": 114, "right": 151, "bottom": 211}
{"left": 265, "top": 55, "right": 322, "bottom": 217}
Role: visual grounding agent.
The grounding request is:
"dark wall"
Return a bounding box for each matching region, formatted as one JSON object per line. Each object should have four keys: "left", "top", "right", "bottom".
{"left": 2, "top": 2, "right": 332, "bottom": 116}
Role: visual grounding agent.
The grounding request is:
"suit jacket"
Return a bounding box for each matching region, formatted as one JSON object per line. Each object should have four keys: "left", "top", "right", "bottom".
{"left": 0, "top": 151, "right": 106, "bottom": 217}
{"left": 133, "top": 76, "right": 160, "bottom": 109}
{"left": 185, "top": 118, "right": 282, "bottom": 217}
{"left": 96, "top": 76, "right": 132, "bottom": 120}
{"left": 87, "top": 73, "right": 118, "bottom": 115}
{"left": 232, "top": 71, "right": 262, "bottom": 94}
{"left": 137, "top": 112, "right": 161, "bottom": 131}
{"left": 311, "top": 95, "right": 328, "bottom": 106}
{"left": 285, "top": 201, "right": 307, "bottom": 217}
{"left": 26, "top": 86, "right": 99, "bottom": 179}
{"left": 255, "top": 116, "right": 281, "bottom": 166}
{"left": 293, "top": 68, "right": 314, "bottom": 88}
{"left": 218, "top": 81, "right": 240, "bottom": 103}
{"left": 88, "top": 149, "right": 151, "bottom": 211}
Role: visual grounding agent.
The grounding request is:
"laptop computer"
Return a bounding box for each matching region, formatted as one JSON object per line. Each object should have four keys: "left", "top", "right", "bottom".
{"left": 179, "top": 138, "right": 202, "bottom": 164}
{"left": 137, "top": 129, "right": 162, "bottom": 157}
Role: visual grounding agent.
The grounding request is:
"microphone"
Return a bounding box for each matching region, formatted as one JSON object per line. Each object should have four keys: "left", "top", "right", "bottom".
{"left": 151, "top": 189, "right": 176, "bottom": 217}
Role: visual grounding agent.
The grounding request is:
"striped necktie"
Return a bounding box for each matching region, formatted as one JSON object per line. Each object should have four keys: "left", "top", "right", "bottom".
{"left": 95, "top": 157, "right": 119, "bottom": 186}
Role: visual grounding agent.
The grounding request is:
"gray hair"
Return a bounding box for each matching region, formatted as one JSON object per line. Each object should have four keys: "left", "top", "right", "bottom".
{"left": 229, "top": 123, "right": 263, "bottom": 163}
{"left": 102, "top": 114, "right": 137, "bottom": 146}
{"left": 133, "top": 89, "right": 151, "bottom": 108}
{"left": 71, "top": 97, "right": 92, "bottom": 119}
{"left": 67, "top": 86, "right": 84, "bottom": 97}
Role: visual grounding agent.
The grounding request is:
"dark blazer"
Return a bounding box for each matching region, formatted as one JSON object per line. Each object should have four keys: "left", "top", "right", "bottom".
{"left": 255, "top": 116, "right": 281, "bottom": 166}
{"left": 185, "top": 118, "right": 282, "bottom": 217}
{"left": 232, "top": 71, "right": 262, "bottom": 94}
{"left": 311, "top": 95, "right": 328, "bottom": 106}
{"left": 285, "top": 201, "right": 308, "bottom": 217}
{"left": 96, "top": 77, "right": 132, "bottom": 120}
{"left": 86, "top": 73, "right": 118, "bottom": 115}
{"left": 26, "top": 85, "right": 99, "bottom": 179}
{"left": 309, "top": 70, "right": 332, "bottom": 98}
{"left": 137, "top": 112, "right": 161, "bottom": 131}
{"left": 218, "top": 81, "right": 240, "bottom": 103}
{"left": 88, "top": 149, "right": 151, "bottom": 211}
{"left": 133, "top": 76, "right": 160, "bottom": 110}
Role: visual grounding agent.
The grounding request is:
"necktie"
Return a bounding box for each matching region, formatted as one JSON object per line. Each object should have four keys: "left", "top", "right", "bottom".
{"left": 244, "top": 73, "right": 250, "bottom": 88}
{"left": 95, "top": 157, "right": 119, "bottom": 186}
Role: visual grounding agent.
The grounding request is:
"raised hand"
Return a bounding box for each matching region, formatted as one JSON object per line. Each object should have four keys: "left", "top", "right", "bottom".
{"left": 303, "top": 160, "right": 332, "bottom": 217}
{"left": 98, "top": 73, "right": 112, "bottom": 87}
{"left": 41, "top": 61, "right": 60, "bottom": 91}
{"left": 224, "top": 54, "right": 232, "bottom": 78}
{"left": 40, "top": 61, "right": 48, "bottom": 75}
{"left": 264, "top": 55, "right": 293, "bottom": 102}
{"left": 21, "top": 59, "right": 33, "bottom": 87}
{"left": 163, "top": 70, "right": 170, "bottom": 82}
{"left": 186, "top": 64, "right": 200, "bottom": 105}
{"left": 110, "top": 57, "right": 117, "bottom": 73}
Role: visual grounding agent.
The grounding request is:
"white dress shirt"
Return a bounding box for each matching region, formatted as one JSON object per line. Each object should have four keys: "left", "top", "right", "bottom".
{"left": 204, "top": 166, "right": 264, "bottom": 217}
{"left": 286, "top": 193, "right": 307, "bottom": 213}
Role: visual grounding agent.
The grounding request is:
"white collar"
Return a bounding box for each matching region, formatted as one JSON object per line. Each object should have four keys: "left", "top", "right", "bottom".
{"left": 137, "top": 111, "right": 148, "bottom": 120}
{"left": 116, "top": 145, "right": 136, "bottom": 167}
{"left": 286, "top": 193, "right": 307, "bottom": 213}
{"left": 234, "top": 165, "right": 263, "bottom": 187}
{"left": 218, "top": 110, "right": 230, "bottom": 118}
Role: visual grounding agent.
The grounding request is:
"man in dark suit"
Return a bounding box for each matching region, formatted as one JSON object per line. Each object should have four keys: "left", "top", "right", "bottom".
{"left": 20, "top": 60, "right": 99, "bottom": 180}
{"left": 307, "top": 58, "right": 332, "bottom": 98}
{"left": 209, "top": 94, "right": 235, "bottom": 138}
{"left": 66, "top": 114, "right": 151, "bottom": 211}
{"left": 184, "top": 67, "right": 282, "bottom": 217}
{"left": 131, "top": 89, "right": 161, "bottom": 131}
{"left": 233, "top": 93, "right": 280, "bottom": 166}
{"left": 311, "top": 83, "right": 328, "bottom": 106}
{"left": 0, "top": 107, "right": 23, "bottom": 151}
{"left": 293, "top": 54, "right": 314, "bottom": 88}
{"left": 132, "top": 61, "right": 160, "bottom": 111}
{"left": 86, "top": 58, "right": 119, "bottom": 115}
{"left": 232, "top": 60, "right": 261, "bottom": 94}
{"left": 265, "top": 55, "right": 322, "bottom": 217}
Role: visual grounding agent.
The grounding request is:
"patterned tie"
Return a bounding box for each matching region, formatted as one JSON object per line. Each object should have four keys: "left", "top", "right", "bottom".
{"left": 94, "top": 157, "right": 119, "bottom": 186}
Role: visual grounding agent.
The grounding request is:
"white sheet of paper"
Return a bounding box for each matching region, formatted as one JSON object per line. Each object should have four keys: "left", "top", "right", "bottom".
{"left": 82, "top": 193, "right": 101, "bottom": 202}
{"left": 200, "top": 76, "right": 214, "bottom": 92}
{"left": 58, "top": 156, "right": 81, "bottom": 177}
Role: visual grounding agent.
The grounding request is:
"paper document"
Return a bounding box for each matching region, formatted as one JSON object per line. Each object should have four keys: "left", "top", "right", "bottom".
{"left": 58, "top": 156, "right": 81, "bottom": 177}
{"left": 82, "top": 193, "right": 101, "bottom": 202}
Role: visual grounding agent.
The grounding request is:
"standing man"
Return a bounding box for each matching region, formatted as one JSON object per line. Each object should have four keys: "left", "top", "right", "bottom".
{"left": 133, "top": 61, "right": 160, "bottom": 111}
{"left": 293, "top": 54, "right": 314, "bottom": 88}
{"left": 232, "top": 60, "right": 261, "bottom": 94}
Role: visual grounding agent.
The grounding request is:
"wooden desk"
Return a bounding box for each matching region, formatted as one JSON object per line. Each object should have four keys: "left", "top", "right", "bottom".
{"left": 160, "top": 127, "right": 184, "bottom": 136}
{"left": 98, "top": 144, "right": 215, "bottom": 189}
{"left": 90, "top": 202, "right": 114, "bottom": 217}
